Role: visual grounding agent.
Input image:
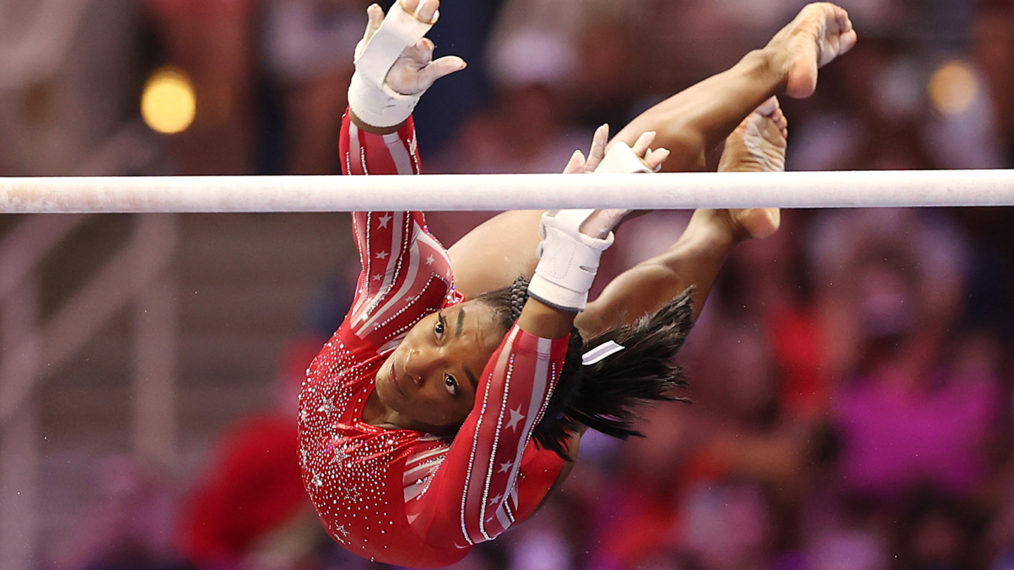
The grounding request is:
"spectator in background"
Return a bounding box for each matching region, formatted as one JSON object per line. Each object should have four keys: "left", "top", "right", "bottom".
{"left": 804, "top": 206, "right": 1005, "bottom": 509}
{"left": 411, "top": 0, "right": 505, "bottom": 154}
{"left": 830, "top": 244, "right": 1002, "bottom": 499}
{"left": 990, "top": 479, "right": 1014, "bottom": 569}
{"left": 582, "top": 406, "right": 702, "bottom": 568}
{"left": 893, "top": 490, "right": 982, "bottom": 569}
{"left": 48, "top": 454, "right": 185, "bottom": 570}
{"left": 680, "top": 479, "right": 779, "bottom": 570}
{"left": 144, "top": 0, "right": 258, "bottom": 174}
{"left": 177, "top": 337, "right": 323, "bottom": 569}
{"left": 806, "top": 209, "right": 970, "bottom": 382}
{"left": 0, "top": 0, "right": 158, "bottom": 175}
{"left": 261, "top": 0, "right": 369, "bottom": 175}
{"left": 973, "top": 0, "right": 1014, "bottom": 167}
{"left": 426, "top": 26, "right": 591, "bottom": 252}
{"left": 432, "top": 26, "right": 586, "bottom": 175}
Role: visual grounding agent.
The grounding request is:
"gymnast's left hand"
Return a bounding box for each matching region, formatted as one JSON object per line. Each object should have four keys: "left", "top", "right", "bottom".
{"left": 566, "top": 130, "right": 671, "bottom": 237}
{"left": 359, "top": 1, "right": 467, "bottom": 96}
{"left": 563, "top": 128, "right": 670, "bottom": 175}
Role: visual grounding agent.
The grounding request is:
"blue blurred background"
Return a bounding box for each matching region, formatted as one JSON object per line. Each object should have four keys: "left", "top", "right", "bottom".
{"left": 1, "top": 0, "right": 1013, "bottom": 568}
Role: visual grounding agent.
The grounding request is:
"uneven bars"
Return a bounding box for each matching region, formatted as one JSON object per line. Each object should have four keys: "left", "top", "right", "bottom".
{"left": 1, "top": 170, "right": 1012, "bottom": 213}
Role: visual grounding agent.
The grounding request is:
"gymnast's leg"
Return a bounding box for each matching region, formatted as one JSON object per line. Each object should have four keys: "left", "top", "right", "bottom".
{"left": 575, "top": 98, "right": 789, "bottom": 339}
{"left": 551, "top": 101, "right": 789, "bottom": 486}
{"left": 610, "top": 2, "right": 855, "bottom": 172}
{"left": 447, "top": 3, "right": 855, "bottom": 299}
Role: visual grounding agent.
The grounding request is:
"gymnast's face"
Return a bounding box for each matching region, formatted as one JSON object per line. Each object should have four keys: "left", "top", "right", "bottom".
{"left": 376, "top": 301, "right": 504, "bottom": 434}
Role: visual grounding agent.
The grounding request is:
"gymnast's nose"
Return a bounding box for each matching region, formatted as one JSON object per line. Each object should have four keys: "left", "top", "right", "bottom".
{"left": 405, "top": 347, "right": 432, "bottom": 386}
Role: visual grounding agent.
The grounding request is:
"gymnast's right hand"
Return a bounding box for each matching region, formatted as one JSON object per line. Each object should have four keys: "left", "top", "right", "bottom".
{"left": 358, "top": 1, "right": 466, "bottom": 96}
{"left": 349, "top": 0, "right": 465, "bottom": 129}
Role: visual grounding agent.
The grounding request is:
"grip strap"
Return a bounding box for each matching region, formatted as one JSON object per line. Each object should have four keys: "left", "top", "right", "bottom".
{"left": 528, "top": 210, "right": 614, "bottom": 312}
{"left": 594, "top": 141, "right": 652, "bottom": 174}
{"left": 348, "top": 2, "right": 437, "bottom": 128}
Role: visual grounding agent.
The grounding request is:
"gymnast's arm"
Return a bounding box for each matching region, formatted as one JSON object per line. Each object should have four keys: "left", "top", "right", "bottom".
{"left": 405, "top": 299, "right": 573, "bottom": 548}
{"left": 575, "top": 210, "right": 739, "bottom": 338}
{"left": 610, "top": 3, "right": 856, "bottom": 171}
{"left": 343, "top": 0, "right": 465, "bottom": 143}
{"left": 407, "top": 210, "right": 621, "bottom": 548}
{"left": 341, "top": 110, "right": 465, "bottom": 347}
{"left": 341, "top": 112, "right": 420, "bottom": 176}
{"left": 335, "top": 0, "right": 469, "bottom": 343}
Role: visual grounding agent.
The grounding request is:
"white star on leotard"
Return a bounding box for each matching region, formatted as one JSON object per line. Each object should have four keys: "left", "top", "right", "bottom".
{"left": 334, "top": 523, "right": 351, "bottom": 543}
{"left": 425, "top": 254, "right": 435, "bottom": 265}
{"left": 488, "top": 493, "right": 502, "bottom": 505}
{"left": 498, "top": 461, "right": 513, "bottom": 474}
{"left": 331, "top": 445, "right": 349, "bottom": 465}
{"left": 375, "top": 251, "right": 389, "bottom": 260}
{"left": 344, "top": 485, "right": 362, "bottom": 502}
{"left": 505, "top": 406, "right": 524, "bottom": 431}
{"left": 317, "top": 398, "right": 338, "bottom": 415}
{"left": 377, "top": 213, "right": 392, "bottom": 229}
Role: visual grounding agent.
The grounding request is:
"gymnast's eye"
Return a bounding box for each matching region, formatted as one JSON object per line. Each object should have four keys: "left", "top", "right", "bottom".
{"left": 434, "top": 312, "right": 446, "bottom": 338}
{"left": 444, "top": 374, "right": 459, "bottom": 396}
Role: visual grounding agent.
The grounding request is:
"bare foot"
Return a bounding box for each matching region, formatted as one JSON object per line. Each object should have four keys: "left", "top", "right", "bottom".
{"left": 719, "top": 97, "right": 787, "bottom": 173}
{"left": 716, "top": 97, "right": 787, "bottom": 239}
{"left": 765, "top": 2, "right": 858, "bottom": 98}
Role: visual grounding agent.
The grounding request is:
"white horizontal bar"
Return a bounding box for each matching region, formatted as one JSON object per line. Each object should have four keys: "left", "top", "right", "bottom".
{"left": 1, "top": 170, "right": 1012, "bottom": 213}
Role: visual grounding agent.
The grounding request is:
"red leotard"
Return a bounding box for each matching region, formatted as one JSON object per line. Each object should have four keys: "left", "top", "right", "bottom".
{"left": 297, "top": 113, "right": 566, "bottom": 566}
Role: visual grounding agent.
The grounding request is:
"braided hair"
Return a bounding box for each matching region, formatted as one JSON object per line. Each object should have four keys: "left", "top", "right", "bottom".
{"left": 473, "top": 276, "right": 694, "bottom": 460}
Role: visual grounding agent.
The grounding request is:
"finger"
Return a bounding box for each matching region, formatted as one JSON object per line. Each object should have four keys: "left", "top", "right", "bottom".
{"left": 416, "top": 0, "right": 439, "bottom": 23}
{"left": 400, "top": 0, "right": 421, "bottom": 15}
{"left": 563, "top": 150, "right": 587, "bottom": 174}
{"left": 363, "top": 4, "right": 384, "bottom": 44}
{"left": 420, "top": 55, "right": 467, "bottom": 83}
{"left": 584, "top": 124, "right": 609, "bottom": 172}
{"left": 408, "top": 38, "right": 435, "bottom": 66}
{"left": 580, "top": 209, "right": 630, "bottom": 238}
{"left": 644, "top": 148, "right": 670, "bottom": 170}
{"left": 631, "top": 131, "right": 656, "bottom": 157}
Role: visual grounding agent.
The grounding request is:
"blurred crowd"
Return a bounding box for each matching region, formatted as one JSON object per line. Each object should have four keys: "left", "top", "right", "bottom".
{"left": 5, "top": 0, "right": 1013, "bottom": 568}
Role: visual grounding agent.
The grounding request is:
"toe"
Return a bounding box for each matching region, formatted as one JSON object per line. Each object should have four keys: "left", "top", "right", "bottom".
{"left": 757, "top": 96, "right": 779, "bottom": 116}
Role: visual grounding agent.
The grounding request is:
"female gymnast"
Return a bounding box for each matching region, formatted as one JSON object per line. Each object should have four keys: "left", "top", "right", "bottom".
{"left": 298, "top": 1, "right": 856, "bottom": 565}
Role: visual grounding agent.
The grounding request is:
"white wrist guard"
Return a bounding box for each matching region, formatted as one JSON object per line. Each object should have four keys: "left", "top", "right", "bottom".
{"left": 594, "top": 141, "right": 653, "bottom": 174}
{"left": 348, "top": 2, "right": 437, "bottom": 128}
{"left": 348, "top": 73, "right": 419, "bottom": 129}
{"left": 528, "top": 210, "right": 614, "bottom": 312}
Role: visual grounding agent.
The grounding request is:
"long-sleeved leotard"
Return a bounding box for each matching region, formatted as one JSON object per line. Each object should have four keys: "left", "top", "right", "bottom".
{"left": 297, "top": 113, "right": 565, "bottom": 566}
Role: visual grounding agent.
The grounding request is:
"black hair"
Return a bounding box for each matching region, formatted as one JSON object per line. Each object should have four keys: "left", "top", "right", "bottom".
{"left": 473, "top": 276, "right": 694, "bottom": 460}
